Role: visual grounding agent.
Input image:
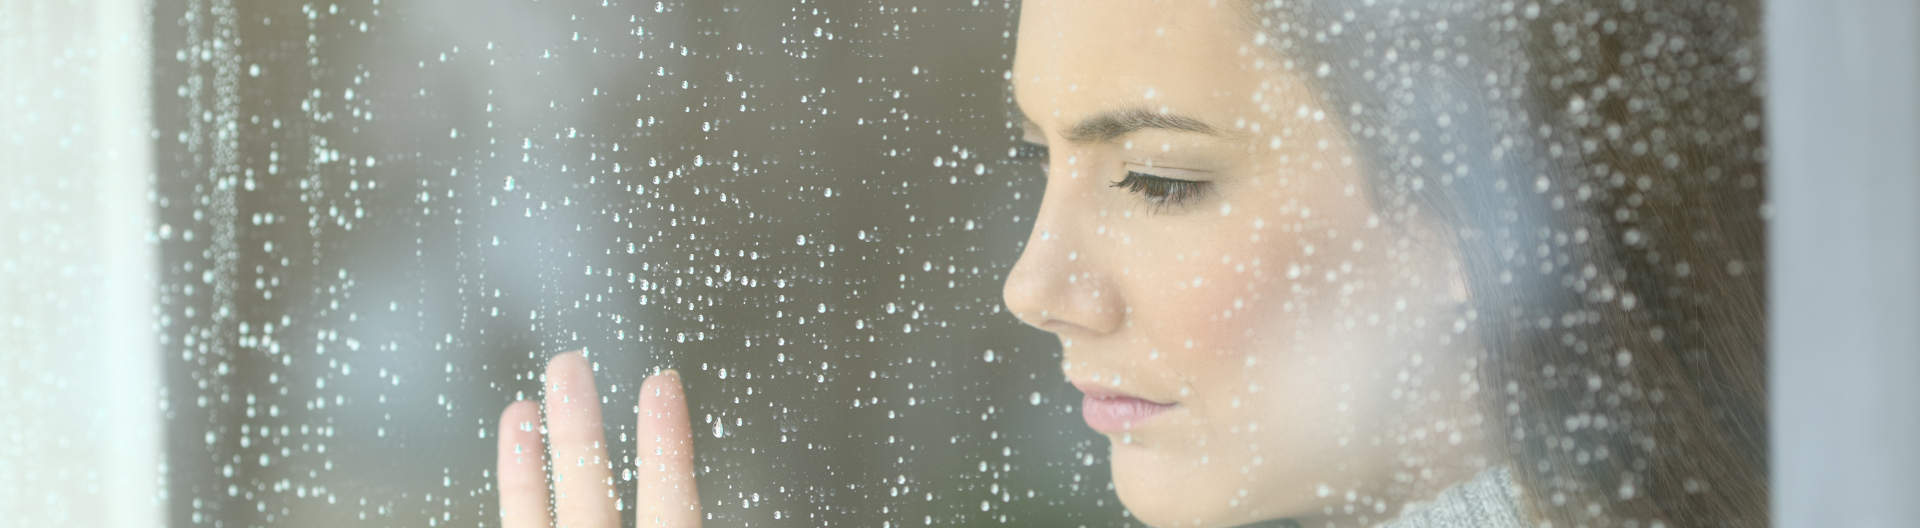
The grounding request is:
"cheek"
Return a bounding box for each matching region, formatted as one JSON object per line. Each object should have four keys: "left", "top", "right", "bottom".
{"left": 1122, "top": 189, "right": 1372, "bottom": 370}
{"left": 1117, "top": 174, "right": 1414, "bottom": 426}
{"left": 1120, "top": 221, "right": 1279, "bottom": 372}
{"left": 1118, "top": 216, "right": 1324, "bottom": 415}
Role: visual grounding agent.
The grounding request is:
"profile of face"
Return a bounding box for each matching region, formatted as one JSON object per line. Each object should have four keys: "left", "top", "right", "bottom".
{"left": 1002, "top": 1, "right": 1485, "bottom": 526}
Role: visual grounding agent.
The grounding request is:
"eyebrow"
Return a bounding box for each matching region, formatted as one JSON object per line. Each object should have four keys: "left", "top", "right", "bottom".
{"left": 1066, "top": 108, "right": 1220, "bottom": 143}
{"left": 1012, "top": 104, "right": 1223, "bottom": 144}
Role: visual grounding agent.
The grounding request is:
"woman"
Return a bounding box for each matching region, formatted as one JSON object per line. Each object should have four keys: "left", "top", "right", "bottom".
{"left": 495, "top": 0, "right": 1767, "bottom": 526}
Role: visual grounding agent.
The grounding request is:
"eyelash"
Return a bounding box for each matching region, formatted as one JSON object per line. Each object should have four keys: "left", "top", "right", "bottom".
{"left": 1011, "top": 142, "right": 1211, "bottom": 212}
{"left": 1111, "top": 171, "right": 1211, "bottom": 211}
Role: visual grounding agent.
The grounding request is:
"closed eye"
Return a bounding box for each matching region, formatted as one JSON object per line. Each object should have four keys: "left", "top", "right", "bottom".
{"left": 1111, "top": 171, "right": 1211, "bottom": 211}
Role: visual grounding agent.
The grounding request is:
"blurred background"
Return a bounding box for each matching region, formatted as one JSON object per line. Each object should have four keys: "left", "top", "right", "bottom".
{"left": 141, "top": 0, "right": 1132, "bottom": 526}
{"left": 14, "top": 0, "right": 1139, "bottom": 526}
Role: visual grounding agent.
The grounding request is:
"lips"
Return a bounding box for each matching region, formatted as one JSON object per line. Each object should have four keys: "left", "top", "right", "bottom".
{"left": 1074, "top": 383, "right": 1176, "bottom": 433}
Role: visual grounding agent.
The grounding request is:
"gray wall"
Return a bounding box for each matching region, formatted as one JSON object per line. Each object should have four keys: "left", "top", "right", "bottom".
{"left": 1768, "top": 0, "right": 1920, "bottom": 526}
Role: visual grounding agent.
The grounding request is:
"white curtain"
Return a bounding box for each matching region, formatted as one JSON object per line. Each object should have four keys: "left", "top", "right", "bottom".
{"left": 0, "top": 1, "right": 161, "bottom": 526}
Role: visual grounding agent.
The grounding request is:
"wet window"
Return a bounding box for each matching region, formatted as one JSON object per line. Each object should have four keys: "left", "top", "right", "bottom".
{"left": 18, "top": 0, "right": 1876, "bottom": 526}
{"left": 141, "top": 1, "right": 1105, "bottom": 525}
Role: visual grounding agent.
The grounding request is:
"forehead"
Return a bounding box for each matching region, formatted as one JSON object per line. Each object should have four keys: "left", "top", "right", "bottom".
{"left": 1011, "top": 0, "right": 1267, "bottom": 129}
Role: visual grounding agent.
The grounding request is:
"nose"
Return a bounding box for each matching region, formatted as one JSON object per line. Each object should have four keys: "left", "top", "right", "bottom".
{"left": 1002, "top": 174, "right": 1125, "bottom": 337}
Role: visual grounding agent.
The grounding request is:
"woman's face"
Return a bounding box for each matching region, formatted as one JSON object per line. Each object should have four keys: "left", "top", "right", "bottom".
{"left": 1003, "top": 1, "right": 1478, "bottom": 526}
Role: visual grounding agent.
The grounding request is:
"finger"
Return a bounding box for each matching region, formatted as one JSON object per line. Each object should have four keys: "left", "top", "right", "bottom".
{"left": 542, "top": 351, "right": 620, "bottom": 528}
{"left": 497, "top": 400, "right": 554, "bottom": 528}
{"left": 636, "top": 370, "right": 701, "bottom": 528}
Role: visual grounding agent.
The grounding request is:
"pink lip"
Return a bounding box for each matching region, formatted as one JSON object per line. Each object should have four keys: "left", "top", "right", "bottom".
{"left": 1074, "top": 383, "right": 1176, "bottom": 433}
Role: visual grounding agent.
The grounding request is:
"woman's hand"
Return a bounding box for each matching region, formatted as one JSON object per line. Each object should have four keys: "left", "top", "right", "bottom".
{"left": 496, "top": 351, "right": 702, "bottom": 527}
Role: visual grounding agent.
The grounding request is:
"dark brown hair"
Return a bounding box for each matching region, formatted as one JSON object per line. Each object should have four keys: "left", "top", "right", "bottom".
{"left": 1248, "top": 1, "right": 1769, "bottom": 525}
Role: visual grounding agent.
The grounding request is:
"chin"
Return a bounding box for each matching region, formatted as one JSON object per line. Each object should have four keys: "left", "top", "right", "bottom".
{"left": 1108, "top": 440, "right": 1268, "bottom": 528}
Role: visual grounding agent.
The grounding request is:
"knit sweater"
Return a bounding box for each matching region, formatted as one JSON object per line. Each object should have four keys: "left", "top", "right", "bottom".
{"left": 1379, "top": 466, "right": 1529, "bottom": 528}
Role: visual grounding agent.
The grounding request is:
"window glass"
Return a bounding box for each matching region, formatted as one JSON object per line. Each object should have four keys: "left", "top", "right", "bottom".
{"left": 150, "top": 1, "right": 1114, "bottom": 525}
{"left": 22, "top": 0, "right": 1778, "bottom": 526}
